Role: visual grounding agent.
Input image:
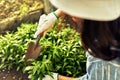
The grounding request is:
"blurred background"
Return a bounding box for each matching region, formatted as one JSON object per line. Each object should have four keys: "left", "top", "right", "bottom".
{"left": 0, "top": 0, "right": 56, "bottom": 34}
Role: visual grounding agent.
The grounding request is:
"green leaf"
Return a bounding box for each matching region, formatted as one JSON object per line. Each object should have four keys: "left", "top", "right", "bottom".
{"left": 25, "top": 66, "right": 33, "bottom": 71}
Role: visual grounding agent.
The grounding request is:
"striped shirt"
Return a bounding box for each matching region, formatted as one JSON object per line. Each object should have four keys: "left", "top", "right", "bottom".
{"left": 77, "top": 52, "right": 120, "bottom": 80}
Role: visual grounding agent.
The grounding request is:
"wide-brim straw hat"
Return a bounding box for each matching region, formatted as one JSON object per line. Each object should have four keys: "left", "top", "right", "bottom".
{"left": 50, "top": 0, "right": 120, "bottom": 21}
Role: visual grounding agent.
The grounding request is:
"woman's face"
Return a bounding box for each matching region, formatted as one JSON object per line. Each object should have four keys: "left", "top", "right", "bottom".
{"left": 61, "top": 10, "right": 84, "bottom": 23}
{"left": 71, "top": 16, "right": 84, "bottom": 23}
{"left": 71, "top": 16, "right": 84, "bottom": 32}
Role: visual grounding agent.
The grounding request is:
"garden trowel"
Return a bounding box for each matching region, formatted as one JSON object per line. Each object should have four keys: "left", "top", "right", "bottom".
{"left": 25, "top": 34, "right": 43, "bottom": 64}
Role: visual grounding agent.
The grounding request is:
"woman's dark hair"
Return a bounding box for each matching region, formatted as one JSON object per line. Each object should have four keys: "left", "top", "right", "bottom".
{"left": 81, "top": 17, "right": 120, "bottom": 61}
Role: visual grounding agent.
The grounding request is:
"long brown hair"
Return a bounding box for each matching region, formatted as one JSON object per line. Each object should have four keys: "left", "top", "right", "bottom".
{"left": 81, "top": 17, "right": 120, "bottom": 61}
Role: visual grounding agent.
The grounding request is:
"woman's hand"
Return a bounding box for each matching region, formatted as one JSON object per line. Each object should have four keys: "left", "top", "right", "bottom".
{"left": 34, "top": 12, "right": 58, "bottom": 37}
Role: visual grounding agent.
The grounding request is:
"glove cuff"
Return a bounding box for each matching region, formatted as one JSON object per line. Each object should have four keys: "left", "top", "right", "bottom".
{"left": 43, "top": 73, "right": 59, "bottom": 80}
{"left": 48, "top": 12, "right": 58, "bottom": 21}
{"left": 53, "top": 12, "right": 59, "bottom": 19}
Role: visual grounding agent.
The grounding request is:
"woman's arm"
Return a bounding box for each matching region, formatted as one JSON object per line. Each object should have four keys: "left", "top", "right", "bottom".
{"left": 54, "top": 9, "right": 66, "bottom": 18}
{"left": 58, "top": 75, "right": 76, "bottom": 80}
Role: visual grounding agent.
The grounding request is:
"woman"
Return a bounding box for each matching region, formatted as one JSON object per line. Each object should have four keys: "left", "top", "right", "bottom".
{"left": 35, "top": 0, "right": 120, "bottom": 80}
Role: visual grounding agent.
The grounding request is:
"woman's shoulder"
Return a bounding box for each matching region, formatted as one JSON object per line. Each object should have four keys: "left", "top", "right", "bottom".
{"left": 108, "top": 58, "right": 120, "bottom": 67}
{"left": 86, "top": 52, "right": 120, "bottom": 67}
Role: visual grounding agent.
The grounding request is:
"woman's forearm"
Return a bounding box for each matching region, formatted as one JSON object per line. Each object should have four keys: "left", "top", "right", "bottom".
{"left": 58, "top": 75, "right": 76, "bottom": 80}
{"left": 54, "top": 9, "right": 66, "bottom": 17}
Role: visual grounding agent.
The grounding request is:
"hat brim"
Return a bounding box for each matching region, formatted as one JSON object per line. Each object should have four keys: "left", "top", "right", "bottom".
{"left": 50, "top": 0, "right": 120, "bottom": 21}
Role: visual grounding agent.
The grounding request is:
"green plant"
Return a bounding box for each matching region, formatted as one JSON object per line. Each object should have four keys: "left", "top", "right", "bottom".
{"left": 0, "top": 23, "right": 37, "bottom": 71}
{"left": 0, "top": 21, "right": 86, "bottom": 80}
{"left": 25, "top": 22, "right": 86, "bottom": 80}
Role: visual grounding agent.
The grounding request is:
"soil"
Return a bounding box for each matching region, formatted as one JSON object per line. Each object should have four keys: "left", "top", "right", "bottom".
{"left": 0, "top": 69, "right": 29, "bottom": 80}
{"left": 0, "top": 0, "right": 43, "bottom": 21}
{"left": 0, "top": 0, "right": 44, "bottom": 33}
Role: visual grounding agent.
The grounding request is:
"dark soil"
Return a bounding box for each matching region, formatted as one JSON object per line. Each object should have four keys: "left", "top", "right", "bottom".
{"left": 0, "top": 69, "right": 29, "bottom": 80}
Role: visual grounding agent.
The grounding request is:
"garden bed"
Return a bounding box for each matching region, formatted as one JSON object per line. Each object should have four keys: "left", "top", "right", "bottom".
{"left": 0, "top": 22, "right": 86, "bottom": 80}
{"left": 0, "top": 0, "right": 43, "bottom": 34}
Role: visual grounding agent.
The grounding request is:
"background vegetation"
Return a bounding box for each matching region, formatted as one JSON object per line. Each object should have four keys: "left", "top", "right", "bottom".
{"left": 0, "top": 0, "right": 43, "bottom": 21}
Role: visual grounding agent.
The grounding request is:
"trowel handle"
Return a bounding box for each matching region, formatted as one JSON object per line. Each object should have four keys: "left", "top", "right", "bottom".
{"left": 35, "top": 34, "right": 42, "bottom": 47}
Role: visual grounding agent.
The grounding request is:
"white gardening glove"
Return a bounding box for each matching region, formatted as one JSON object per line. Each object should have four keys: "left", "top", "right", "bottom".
{"left": 42, "top": 73, "right": 58, "bottom": 80}
{"left": 34, "top": 12, "right": 58, "bottom": 38}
